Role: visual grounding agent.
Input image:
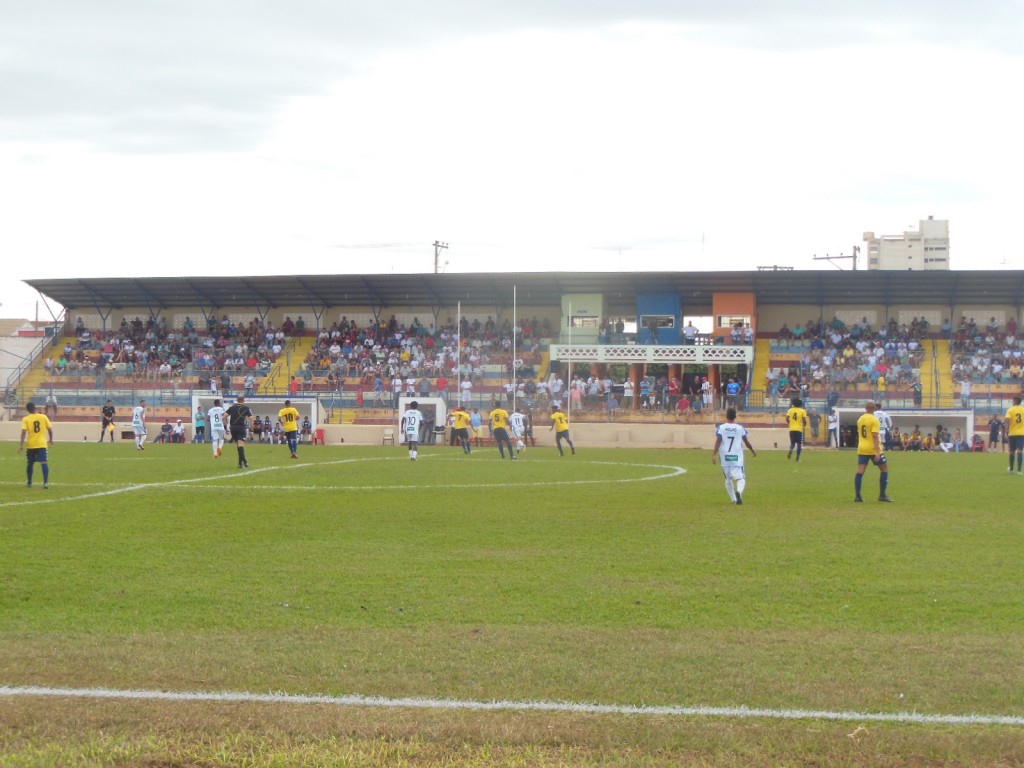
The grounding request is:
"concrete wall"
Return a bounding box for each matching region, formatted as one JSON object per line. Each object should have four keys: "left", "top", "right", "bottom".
{"left": 1, "top": 335, "right": 52, "bottom": 390}
{"left": 0, "top": 419, "right": 794, "bottom": 450}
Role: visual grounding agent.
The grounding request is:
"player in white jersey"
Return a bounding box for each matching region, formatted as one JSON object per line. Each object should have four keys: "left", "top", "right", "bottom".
{"left": 207, "top": 399, "right": 227, "bottom": 458}
{"left": 874, "top": 403, "right": 893, "bottom": 450}
{"left": 509, "top": 407, "right": 528, "bottom": 455}
{"left": 711, "top": 407, "right": 757, "bottom": 505}
{"left": 131, "top": 399, "right": 147, "bottom": 450}
{"left": 401, "top": 401, "right": 425, "bottom": 461}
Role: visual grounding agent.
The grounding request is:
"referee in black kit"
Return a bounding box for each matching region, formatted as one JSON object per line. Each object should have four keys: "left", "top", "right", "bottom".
{"left": 225, "top": 395, "right": 253, "bottom": 468}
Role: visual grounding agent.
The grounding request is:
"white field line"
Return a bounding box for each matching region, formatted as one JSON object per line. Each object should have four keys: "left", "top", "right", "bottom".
{"left": 1, "top": 684, "right": 1022, "bottom": 727}
{"left": 169, "top": 461, "right": 685, "bottom": 493}
{"left": 0, "top": 458, "right": 377, "bottom": 509}
{"left": 0, "top": 459, "right": 685, "bottom": 507}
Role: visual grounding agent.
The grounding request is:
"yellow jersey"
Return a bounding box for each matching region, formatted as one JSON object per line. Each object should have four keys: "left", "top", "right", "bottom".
{"left": 22, "top": 412, "right": 53, "bottom": 450}
{"left": 489, "top": 408, "right": 510, "bottom": 430}
{"left": 278, "top": 406, "right": 301, "bottom": 433}
{"left": 856, "top": 412, "right": 881, "bottom": 455}
{"left": 1006, "top": 405, "right": 1024, "bottom": 437}
{"left": 452, "top": 410, "right": 472, "bottom": 430}
{"left": 551, "top": 410, "right": 570, "bottom": 432}
{"left": 786, "top": 406, "right": 808, "bottom": 432}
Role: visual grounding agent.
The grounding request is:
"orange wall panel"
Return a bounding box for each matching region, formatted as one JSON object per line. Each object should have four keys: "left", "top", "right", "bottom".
{"left": 712, "top": 293, "right": 757, "bottom": 331}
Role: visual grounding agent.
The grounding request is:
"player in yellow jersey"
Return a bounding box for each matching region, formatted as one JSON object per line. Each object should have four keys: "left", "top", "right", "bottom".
{"left": 451, "top": 406, "right": 473, "bottom": 455}
{"left": 488, "top": 402, "right": 515, "bottom": 460}
{"left": 785, "top": 397, "right": 809, "bottom": 461}
{"left": 854, "top": 401, "right": 892, "bottom": 503}
{"left": 278, "top": 399, "right": 301, "bottom": 459}
{"left": 549, "top": 405, "right": 575, "bottom": 456}
{"left": 19, "top": 402, "right": 54, "bottom": 489}
{"left": 1006, "top": 395, "right": 1024, "bottom": 475}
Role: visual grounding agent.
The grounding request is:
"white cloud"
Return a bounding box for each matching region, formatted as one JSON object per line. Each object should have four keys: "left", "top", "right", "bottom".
{"left": 2, "top": 8, "right": 1022, "bottom": 318}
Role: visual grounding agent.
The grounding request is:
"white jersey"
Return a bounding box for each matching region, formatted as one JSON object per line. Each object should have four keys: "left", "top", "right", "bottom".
{"left": 875, "top": 409, "right": 893, "bottom": 439}
{"left": 508, "top": 412, "right": 527, "bottom": 437}
{"left": 207, "top": 406, "right": 226, "bottom": 432}
{"left": 715, "top": 422, "right": 749, "bottom": 468}
{"left": 132, "top": 406, "right": 146, "bottom": 431}
{"left": 402, "top": 408, "right": 424, "bottom": 442}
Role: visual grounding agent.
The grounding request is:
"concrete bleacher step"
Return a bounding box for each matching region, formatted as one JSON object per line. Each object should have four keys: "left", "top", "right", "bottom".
{"left": 921, "top": 339, "right": 954, "bottom": 407}
{"left": 16, "top": 336, "right": 76, "bottom": 394}
{"left": 536, "top": 350, "right": 550, "bottom": 381}
{"left": 751, "top": 338, "right": 771, "bottom": 389}
{"left": 259, "top": 336, "right": 317, "bottom": 395}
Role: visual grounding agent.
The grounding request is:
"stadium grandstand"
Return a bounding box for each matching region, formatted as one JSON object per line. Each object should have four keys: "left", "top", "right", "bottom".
{"left": 2, "top": 269, "right": 1022, "bottom": 447}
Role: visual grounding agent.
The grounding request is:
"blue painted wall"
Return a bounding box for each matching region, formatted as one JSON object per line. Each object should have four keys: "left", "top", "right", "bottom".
{"left": 636, "top": 293, "right": 682, "bottom": 345}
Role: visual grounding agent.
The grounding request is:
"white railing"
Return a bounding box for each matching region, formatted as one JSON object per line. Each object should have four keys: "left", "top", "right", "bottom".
{"left": 548, "top": 344, "right": 752, "bottom": 365}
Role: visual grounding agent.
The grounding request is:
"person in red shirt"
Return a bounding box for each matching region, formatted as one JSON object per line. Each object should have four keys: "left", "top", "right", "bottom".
{"left": 676, "top": 394, "right": 692, "bottom": 422}
{"left": 668, "top": 376, "right": 681, "bottom": 411}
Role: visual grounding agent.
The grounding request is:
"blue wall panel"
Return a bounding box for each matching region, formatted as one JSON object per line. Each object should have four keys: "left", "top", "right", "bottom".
{"left": 636, "top": 293, "right": 682, "bottom": 345}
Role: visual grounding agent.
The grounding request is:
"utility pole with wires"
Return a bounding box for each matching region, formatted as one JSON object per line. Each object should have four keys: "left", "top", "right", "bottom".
{"left": 433, "top": 240, "right": 448, "bottom": 274}
{"left": 813, "top": 245, "right": 860, "bottom": 270}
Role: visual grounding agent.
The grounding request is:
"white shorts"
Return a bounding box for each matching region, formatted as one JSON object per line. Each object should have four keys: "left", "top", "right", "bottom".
{"left": 133, "top": 427, "right": 147, "bottom": 438}
{"left": 211, "top": 428, "right": 226, "bottom": 442}
{"left": 721, "top": 465, "right": 745, "bottom": 481}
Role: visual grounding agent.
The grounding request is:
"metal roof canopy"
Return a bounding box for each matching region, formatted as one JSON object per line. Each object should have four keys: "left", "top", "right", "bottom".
{"left": 23, "top": 270, "right": 1024, "bottom": 317}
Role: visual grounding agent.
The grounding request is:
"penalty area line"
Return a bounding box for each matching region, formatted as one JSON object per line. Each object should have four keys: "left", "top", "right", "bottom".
{"left": 0, "top": 685, "right": 1021, "bottom": 727}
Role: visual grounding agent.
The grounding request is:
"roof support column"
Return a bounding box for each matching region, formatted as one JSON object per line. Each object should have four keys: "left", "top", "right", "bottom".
{"left": 296, "top": 279, "right": 330, "bottom": 333}
{"left": 133, "top": 283, "right": 165, "bottom": 335}
{"left": 370, "top": 305, "right": 385, "bottom": 329}
{"left": 307, "top": 305, "right": 327, "bottom": 334}
{"left": 83, "top": 284, "right": 115, "bottom": 334}
{"left": 239, "top": 280, "right": 277, "bottom": 326}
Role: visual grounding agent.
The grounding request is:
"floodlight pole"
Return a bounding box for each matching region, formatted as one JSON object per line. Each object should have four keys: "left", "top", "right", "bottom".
{"left": 512, "top": 285, "right": 517, "bottom": 412}
{"left": 567, "top": 301, "right": 572, "bottom": 423}
{"left": 456, "top": 300, "right": 462, "bottom": 406}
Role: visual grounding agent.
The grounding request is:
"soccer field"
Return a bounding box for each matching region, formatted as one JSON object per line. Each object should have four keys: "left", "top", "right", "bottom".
{"left": 2, "top": 441, "right": 1023, "bottom": 766}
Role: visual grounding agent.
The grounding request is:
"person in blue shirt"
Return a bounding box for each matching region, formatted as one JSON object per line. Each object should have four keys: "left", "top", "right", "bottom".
{"left": 470, "top": 408, "right": 483, "bottom": 447}
{"left": 725, "top": 378, "right": 741, "bottom": 409}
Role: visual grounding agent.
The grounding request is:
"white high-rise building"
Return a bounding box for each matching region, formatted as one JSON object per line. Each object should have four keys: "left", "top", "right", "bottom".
{"left": 862, "top": 216, "right": 949, "bottom": 270}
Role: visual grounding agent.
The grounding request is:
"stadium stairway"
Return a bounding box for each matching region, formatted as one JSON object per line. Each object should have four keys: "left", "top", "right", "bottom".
{"left": 19, "top": 336, "right": 75, "bottom": 395}
{"left": 535, "top": 350, "right": 550, "bottom": 382}
{"left": 259, "top": 336, "right": 317, "bottom": 395}
{"left": 751, "top": 338, "right": 771, "bottom": 390}
{"left": 920, "top": 339, "right": 955, "bottom": 407}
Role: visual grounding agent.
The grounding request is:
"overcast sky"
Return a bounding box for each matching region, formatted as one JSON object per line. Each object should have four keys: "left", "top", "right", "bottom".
{"left": 2, "top": 1, "right": 1022, "bottom": 320}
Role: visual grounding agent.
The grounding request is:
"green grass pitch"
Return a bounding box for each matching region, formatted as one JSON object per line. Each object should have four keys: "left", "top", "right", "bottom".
{"left": 2, "top": 440, "right": 1023, "bottom": 766}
